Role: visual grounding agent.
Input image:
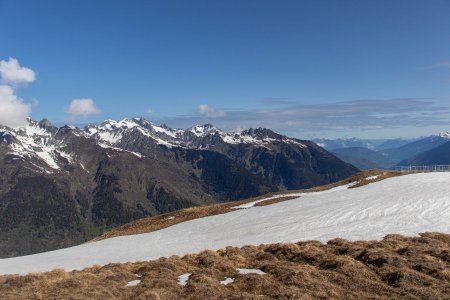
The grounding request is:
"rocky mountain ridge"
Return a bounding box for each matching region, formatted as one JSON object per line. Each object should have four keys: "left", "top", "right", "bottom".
{"left": 1, "top": 117, "right": 310, "bottom": 172}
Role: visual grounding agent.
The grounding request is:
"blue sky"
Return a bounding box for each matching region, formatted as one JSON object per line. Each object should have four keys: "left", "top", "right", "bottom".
{"left": 1, "top": 0, "right": 450, "bottom": 138}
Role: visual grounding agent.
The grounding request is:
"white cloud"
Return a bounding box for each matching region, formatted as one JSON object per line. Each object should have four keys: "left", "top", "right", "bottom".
{"left": 0, "top": 58, "right": 36, "bottom": 85}
{"left": 432, "top": 61, "right": 450, "bottom": 68}
{"left": 0, "top": 58, "right": 35, "bottom": 127}
{"left": 67, "top": 98, "right": 101, "bottom": 121}
{"left": 0, "top": 85, "right": 32, "bottom": 127}
{"left": 198, "top": 104, "right": 226, "bottom": 118}
{"left": 164, "top": 98, "right": 450, "bottom": 137}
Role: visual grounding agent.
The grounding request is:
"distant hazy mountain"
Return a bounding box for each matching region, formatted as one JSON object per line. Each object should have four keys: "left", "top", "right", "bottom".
{"left": 331, "top": 147, "right": 396, "bottom": 170}
{"left": 381, "top": 132, "right": 450, "bottom": 163}
{"left": 373, "top": 138, "right": 419, "bottom": 151}
{"left": 316, "top": 133, "right": 448, "bottom": 168}
{"left": 313, "top": 138, "right": 382, "bottom": 150}
{"left": 0, "top": 118, "right": 357, "bottom": 257}
{"left": 397, "top": 140, "right": 450, "bottom": 166}
{"left": 313, "top": 137, "right": 416, "bottom": 152}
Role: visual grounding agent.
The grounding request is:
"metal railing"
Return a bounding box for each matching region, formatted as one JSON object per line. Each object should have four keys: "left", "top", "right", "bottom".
{"left": 393, "top": 165, "right": 450, "bottom": 172}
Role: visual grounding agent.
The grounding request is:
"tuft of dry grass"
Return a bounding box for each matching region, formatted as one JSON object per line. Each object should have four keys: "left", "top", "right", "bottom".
{"left": 253, "top": 196, "right": 299, "bottom": 207}
{"left": 1, "top": 232, "right": 449, "bottom": 299}
{"left": 94, "top": 170, "right": 405, "bottom": 241}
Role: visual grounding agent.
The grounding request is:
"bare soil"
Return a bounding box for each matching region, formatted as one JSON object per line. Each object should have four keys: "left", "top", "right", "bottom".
{"left": 1, "top": 232, "right": 448, "bottom": 299}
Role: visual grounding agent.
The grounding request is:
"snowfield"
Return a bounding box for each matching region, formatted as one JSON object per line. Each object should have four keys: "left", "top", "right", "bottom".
{"left": 1, "top": 173, "right": 449, "bottom": 275}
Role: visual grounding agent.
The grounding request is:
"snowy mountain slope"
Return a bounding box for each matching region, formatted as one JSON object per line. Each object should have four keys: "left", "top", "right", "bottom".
{"left": 1, "top": 172, "right": 448, "bottom": 275}
{"left": 0, "top": 119, "right": 74, "bottom": 172}
{"left": 438, "top": 131, "right": 450, "bottom": 139}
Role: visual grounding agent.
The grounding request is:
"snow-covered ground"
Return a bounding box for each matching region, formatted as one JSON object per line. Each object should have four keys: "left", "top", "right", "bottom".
{"left": 231, "top": 183, "right": 354, "bottom": 209}
{"left": 1, "top": 173, "right": 449, "bottom": 275}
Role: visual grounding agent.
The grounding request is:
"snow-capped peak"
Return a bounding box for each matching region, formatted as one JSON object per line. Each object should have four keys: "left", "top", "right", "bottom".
{"left": 2, "top": 119, "right": 74, "bottom": 172}
{"left": 219, "top": 128, "right": 305, "bottom": 147}
{"left": 438, "top": 131, "right": 450, "bottom": 139}
{"left": 189, "top": 124, "right": 220, "bottom": 137}
{"left": 97, "top": 118, "right": 141, "bottom": 130}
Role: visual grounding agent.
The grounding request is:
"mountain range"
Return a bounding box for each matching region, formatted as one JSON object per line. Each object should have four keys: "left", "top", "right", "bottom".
{"left": 330, "top": 147, "right": 397, "bottom": 170}
{"left": 397, "top": 140, "right": 450, "bottom": 166}
{"left": 316, "top": 132, "right": 450, "bottom": 170}
{"left": 0, "top": 118, "right": 357, "bottom": 257}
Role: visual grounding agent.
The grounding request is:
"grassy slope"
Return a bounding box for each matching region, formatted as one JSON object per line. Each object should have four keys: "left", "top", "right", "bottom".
{"left": 1, "top": 233, "right": 448, "bottom": 299}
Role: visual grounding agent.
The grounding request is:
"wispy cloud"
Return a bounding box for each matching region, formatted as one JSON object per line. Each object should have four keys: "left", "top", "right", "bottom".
{"left": 162, "top": 98, "right": 450, "bottom": 136}
{"left": 198, "top": 104, "right": 226, "bottom": 118}
{"left": 422, "top": 61, "right": 450, "bottom": 69}
{"left": 66, "top": 98, "right": 101, "bottom": 122}
{"left": 260, "top": 97, "right": 296, "bottom": 106}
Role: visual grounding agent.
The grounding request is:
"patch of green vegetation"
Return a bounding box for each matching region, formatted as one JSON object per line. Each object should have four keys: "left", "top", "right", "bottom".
{"left": 181, "top": 162, "right": 203, "bottom": 179}
{"left": 83, "top": 222, "right": 111, "bottom": 241}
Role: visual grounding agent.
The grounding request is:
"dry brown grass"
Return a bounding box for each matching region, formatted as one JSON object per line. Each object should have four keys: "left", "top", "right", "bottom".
{"left": 94, "top": 170, "right": 405, "bottom": 241}
{"left": 253, "top": 196, "right": 299, "bottom": 207}
{"left": 1, "top": 232, "right": 449, "bottom": 299}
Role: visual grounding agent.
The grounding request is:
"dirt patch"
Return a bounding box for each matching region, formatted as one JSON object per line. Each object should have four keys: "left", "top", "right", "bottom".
{"left": 94, "top": 170, "right": 405, "bottom": 241}
{"left": 1, "top": 232, "right": 449, "bottom": 299}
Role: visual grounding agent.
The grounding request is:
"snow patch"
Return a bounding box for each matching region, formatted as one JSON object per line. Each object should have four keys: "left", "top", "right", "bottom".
{"left": 98, "top": 144, "right": 143, "bottom": 158}
{"left": 79, "top": 162, "right": 87, "bottom": 171}
{"left": 178, "top": 273, "right": 192, "bottom": 286}
{"left": 56, "top": 150, "right": 73, "bottom": 164}
{"left": 284, "top": 138, "right": 306, "bottom": 148}
{"left": 189, "top": 124, "right": 219, "bottom": 137}
{"left": 97, "top": 131, "right": 123, "bottom": 145}
{"left": 220, "top": 277, "right": 234, "bottom": 285}
{"left": 438, "top": 131, "right": 450, "bottom": 139}
{"left": 232, "top": 183, "right": 354, "bottom": 209}
{"left": 125, "top": 279, "right": 141, "bottom": 287}
{"left": 152, "top": 125, "right": 178, "bottom": 138}
{"left": 237, "top": 268, "right": 266, "bottom": 275}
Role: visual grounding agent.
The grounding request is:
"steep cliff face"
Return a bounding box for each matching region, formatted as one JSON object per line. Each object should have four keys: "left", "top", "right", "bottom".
{"left": 0, "top": 118, "right": 358, "bottom": 257}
